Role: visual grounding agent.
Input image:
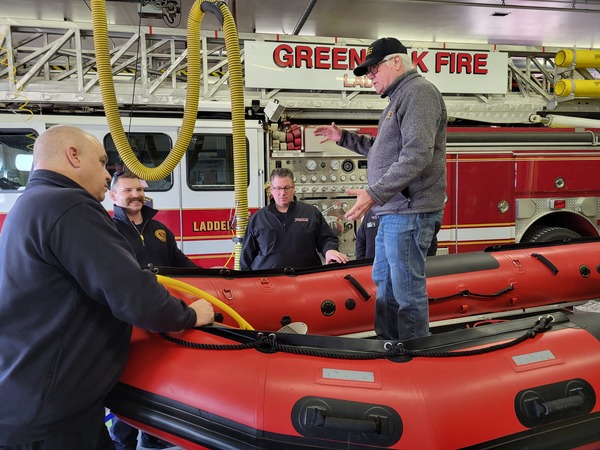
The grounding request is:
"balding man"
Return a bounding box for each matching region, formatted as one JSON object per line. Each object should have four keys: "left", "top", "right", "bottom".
{"left": 0, "top": 125, "right": 214, "bottom": 449}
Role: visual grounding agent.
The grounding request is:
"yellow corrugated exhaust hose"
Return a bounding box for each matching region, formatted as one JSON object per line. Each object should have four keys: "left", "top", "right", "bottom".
{"left": 91, "top": 0, "right": 201, "bottom": 180}
{"left": 156, "top": 275, "right": 254, "bottom": 330}
{"left": 91, "top": 0, "right": 248, "bottom": 269}
{"left": 224, "top": 6, "right": 248, "bottom": 271}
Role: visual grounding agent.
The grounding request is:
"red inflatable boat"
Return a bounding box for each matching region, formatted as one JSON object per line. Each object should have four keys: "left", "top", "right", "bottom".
{"left": 154, "top": 238, "right": 600, "bottom": 335}
{"left": 106, "top": 311, "right": 600, "bottom": 449}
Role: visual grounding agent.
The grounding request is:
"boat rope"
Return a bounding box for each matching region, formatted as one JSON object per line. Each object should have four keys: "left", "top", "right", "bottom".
{"left": 158, "top": 334, "right": 265, "bottom": 351}
{"left": 429, "top": 283, "right": 514, "bottom": 302}
{"left": 158, "top": 315, "right": 555, "bottom": 361}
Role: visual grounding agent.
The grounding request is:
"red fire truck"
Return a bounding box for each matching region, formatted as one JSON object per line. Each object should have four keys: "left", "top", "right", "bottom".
{"left": 274, "top": 123, "right": 600, "bottom": 256}
{"left": 1, "top": 114, "right": 599, "bottom": 267}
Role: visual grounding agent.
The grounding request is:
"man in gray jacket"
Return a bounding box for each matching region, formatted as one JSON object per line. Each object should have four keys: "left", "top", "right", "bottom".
{"left": 315, "top": 37, "right": 446, "bottom": 341}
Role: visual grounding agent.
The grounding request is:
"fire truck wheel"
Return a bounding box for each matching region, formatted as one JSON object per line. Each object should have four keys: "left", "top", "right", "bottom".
{"left": 521, "top": 226, "right": 581, "bottom": 243}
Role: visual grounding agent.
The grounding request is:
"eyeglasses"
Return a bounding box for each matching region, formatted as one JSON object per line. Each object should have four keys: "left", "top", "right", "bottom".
{"left": 271, "top": 185, "right": 295, "bottom": 192}
{"left": 367, "top": 55, "right": 395, "bottom": 77}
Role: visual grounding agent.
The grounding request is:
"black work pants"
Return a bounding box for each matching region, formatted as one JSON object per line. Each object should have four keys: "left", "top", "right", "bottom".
{"left": 0, "top": 404, "right": 114, "bottom": 450}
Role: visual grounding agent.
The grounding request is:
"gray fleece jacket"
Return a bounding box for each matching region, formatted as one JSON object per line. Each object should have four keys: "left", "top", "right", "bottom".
{"left": 338, "top": 68, "right": 447, "bottom": 215}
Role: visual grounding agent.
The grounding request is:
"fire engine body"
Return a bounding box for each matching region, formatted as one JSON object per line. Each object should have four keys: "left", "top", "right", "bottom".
{"left": 1, "top": 114, "right": 599, "bottom": 267}
{"left": 270, "top": 124, "right": 600, "bottom": 257}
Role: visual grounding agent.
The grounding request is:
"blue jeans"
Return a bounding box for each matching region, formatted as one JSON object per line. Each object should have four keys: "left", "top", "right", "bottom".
{"left": 109, "top": 417, "right": 138, "bottom": 450}
{"left": 110, "top": 416, "right": 171, "bottom": 450}
{"left": 372, "top": 211, "right": 443, "bottom": 341}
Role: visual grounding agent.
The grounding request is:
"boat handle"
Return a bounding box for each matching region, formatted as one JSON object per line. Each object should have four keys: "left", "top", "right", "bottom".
{"left": 531, "top": 253, "right": 559, "bottom": 275}
{"left": 344, "top": 274, "right": 371, "bottom": 301}
{"left": 309, "top": 407, "right": 380, "bottom": 434}
{"left": 530, "top": 391, "right": 585, "bottom": 418}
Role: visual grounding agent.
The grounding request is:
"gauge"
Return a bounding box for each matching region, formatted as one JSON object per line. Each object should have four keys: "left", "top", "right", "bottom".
{"left": 330, "top": 159, "right": 340, "bottom": 170}
{"left": 306, "top": 159, "right": 317, "bottom": 171}
{"left": 342, "top": 159, "right": 355, "bottom": 173}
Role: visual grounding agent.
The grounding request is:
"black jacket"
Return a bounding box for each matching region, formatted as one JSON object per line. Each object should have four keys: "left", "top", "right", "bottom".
{"left": 355, "top": 210, "right": 379, "bottom": 259}
{"left": 0, "top": 170, "right": 196, "bottom": 443}
{"left": 240, "top": 198, "right": 339, "bottom": 270}
{"left": 112, "top": 204, "right": 197, "bottom": 269}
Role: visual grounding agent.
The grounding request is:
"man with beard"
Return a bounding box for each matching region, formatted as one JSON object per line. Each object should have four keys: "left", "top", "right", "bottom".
{"left": 108, "top": 171, "right": 196, "bottom": 450}
{"left": 109, "top": 171, "right": 197, "bottom": 270}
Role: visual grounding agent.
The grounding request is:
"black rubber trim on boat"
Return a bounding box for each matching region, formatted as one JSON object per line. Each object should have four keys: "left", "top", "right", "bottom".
{"left": 149, "top": 257, "right": 373, "bottom": 278}
{"left": 461, "top": 411, "right": 600, "bottom": 450}
{"left": 151, "top": 251, "right": 501, "bottom": 279}
{"left": 106, "top": 383, "right": 395, "bottom": 450}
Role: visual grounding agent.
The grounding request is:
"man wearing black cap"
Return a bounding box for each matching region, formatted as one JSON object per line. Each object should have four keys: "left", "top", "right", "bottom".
{"left": 314, "top": 37, "right": 446, "bottom": 341}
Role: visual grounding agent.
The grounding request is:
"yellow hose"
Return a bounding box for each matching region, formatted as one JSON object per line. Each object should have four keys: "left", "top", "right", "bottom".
{"left": 156, "top": 274, "right": 254, "bottom": 330}
{"left": 219, "top": 5, "right": 248, "bottom": 270}
{"left": 91, "top": 0, "right": 198, "bottom": 180}
{"left": 92, "top": 0, "right": 248, "bottom": 266}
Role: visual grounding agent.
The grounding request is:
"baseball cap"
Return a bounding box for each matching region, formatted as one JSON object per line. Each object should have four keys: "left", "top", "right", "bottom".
{"left": 353, "top": 37, "right": 408, "bottom": 76}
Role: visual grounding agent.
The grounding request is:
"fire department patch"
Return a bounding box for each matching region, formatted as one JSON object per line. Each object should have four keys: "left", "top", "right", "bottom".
{"left": 155, "top": 229, "right": 167, "bottom": 242}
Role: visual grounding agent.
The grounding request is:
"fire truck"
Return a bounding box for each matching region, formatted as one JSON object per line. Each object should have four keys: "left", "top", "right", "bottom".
{"left": 2, "top": 114, "right": 600, "bottom": 267}
{"left": 2, "top": 18, "right": 600, "bottom": 266}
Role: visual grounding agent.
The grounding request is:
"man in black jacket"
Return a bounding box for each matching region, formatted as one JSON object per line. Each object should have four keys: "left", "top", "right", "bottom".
{"left": 241, "top": 168, "right": 348, "bottom": 270}
{"left": 109, "top": 171, "right": 196, "bottom": 448}
{"left": 0, "top": 125, "right": 214, "bottom": 449}
{"left": 110, "top": 172, "right": 197, "bottom": 269}
{"left": 355, "top": 207, "right": 441, "bottom": 259}
{"left": 355, "top": 207, "right": 380, "bottom": 260}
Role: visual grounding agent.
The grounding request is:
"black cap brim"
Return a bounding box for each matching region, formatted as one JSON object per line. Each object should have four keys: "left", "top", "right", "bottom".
{"left": 353, "top": 56, "right": 383, "bottom": 76}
